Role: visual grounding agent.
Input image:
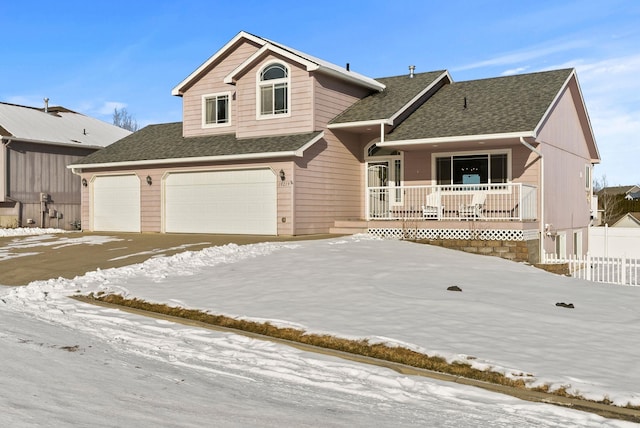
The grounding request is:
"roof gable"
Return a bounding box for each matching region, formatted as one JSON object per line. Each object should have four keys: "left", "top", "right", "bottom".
{"left": 172, "top": 31, "right": 384, "bottom": 96}
{"left": 329, "top": 70, "right": 450, "bottom": 127}
{"left": 386, "top": 68, "right": 574, "bottom": 142}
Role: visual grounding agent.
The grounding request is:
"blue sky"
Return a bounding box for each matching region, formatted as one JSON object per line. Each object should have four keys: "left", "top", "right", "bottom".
{"left": 2, "top": 0, "right": 639, "bottom": 186}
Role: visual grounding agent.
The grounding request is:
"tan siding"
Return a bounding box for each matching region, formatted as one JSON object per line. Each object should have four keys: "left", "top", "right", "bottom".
{"left": 236, "top": 55, "right": 314, "bottom": 138}
{"left": 313, "top": 74, "right": 371, "bottom": 129}
{"left": 81, "top": 160, "right": 294, "bottom": 235}
{"left": 293, "top": 131, "right": 362, "bottom": 234}
{"left": 182, "top": 41, "right": 260, "bottom": 138}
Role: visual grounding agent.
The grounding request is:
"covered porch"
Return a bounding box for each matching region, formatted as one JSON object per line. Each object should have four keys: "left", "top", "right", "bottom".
{"left": 367, "top": 183, "right": 538, "bottom": 221}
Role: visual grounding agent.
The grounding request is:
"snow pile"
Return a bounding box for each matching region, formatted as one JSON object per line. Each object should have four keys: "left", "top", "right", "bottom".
{"left": 0, "top": 234, "right": 638, "bottom": 426}
{"left": 0, "top": 227, "right": 67, "bottom": 237}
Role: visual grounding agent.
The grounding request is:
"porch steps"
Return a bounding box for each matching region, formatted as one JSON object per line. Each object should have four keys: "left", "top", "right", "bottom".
{"left": 329, "top": 220, "right": 369, "bottom": 235}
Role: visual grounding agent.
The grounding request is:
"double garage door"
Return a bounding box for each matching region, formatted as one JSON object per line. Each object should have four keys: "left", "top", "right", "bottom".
{"left": 92, "top": 169, "right": 277, "bottom": 235}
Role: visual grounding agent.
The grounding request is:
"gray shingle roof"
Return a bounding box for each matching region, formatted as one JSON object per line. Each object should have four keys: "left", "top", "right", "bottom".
{"left": 386, "top": 68, "right": 573, "bottom": 141}
{"left": 329, "top": 71, "right": 447, "bottom": 124}
{"left": 73, "top": 122, "right": 322, "bottom": 165}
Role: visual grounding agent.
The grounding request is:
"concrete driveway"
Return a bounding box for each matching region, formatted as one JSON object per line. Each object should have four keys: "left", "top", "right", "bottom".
{"left": 0, "top": 232, "right": 335, "bottom": 286}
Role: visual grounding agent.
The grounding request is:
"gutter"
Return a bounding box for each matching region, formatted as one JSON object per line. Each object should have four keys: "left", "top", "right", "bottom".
{"left": 520, "top": 136, "right": 545, "bottom": 261}
{"left": 377, "top": 131, "right": 535, "bottom": 148}
{"left": 0, "top": 135, "right": 105, "bottom": 150}
{"left": 68, "top": 131, "right": 325, "bottom": 172}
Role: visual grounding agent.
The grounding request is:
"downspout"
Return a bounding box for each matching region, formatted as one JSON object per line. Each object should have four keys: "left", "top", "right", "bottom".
{"left": 520, "top": 137, "right": 544, "bottom": 262}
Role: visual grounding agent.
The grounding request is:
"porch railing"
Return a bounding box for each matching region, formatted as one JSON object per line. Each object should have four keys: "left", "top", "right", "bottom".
{"left": 367, "top": 183, "right": 537, "bottom": 221}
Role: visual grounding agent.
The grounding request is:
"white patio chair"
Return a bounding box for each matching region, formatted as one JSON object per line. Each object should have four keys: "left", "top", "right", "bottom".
{"left": 459, "top": 192, "right": 486, "bottom": 219}
{"left": 422, "top": 192, "right": 442, "bottom": 219}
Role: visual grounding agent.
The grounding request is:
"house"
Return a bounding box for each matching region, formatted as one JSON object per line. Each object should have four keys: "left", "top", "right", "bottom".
{"left": 611, "top": 212, "right": 640, "bottom": 228}
{"left": 597, "top": 185, "right": 640, "bottom": 199}
{"left": 595, "top": 185, "right": 640, "bottom": 225}
{"left": 0, "top": 101, "right": 131, "bottom": 229}
{"left": 67, "top": 31, "right": 599, "bottom": 262}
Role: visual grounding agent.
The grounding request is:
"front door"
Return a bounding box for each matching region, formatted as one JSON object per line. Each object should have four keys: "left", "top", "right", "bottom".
{"left": 367, "top": 162, "right": 389, "bottom": 217}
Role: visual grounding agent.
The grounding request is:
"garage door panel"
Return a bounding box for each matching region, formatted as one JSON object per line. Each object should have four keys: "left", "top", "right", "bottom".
{"left": 165, "top": 169, "right": 276, "bottom": 235}
{"left": 93, "top": 175, "right": 141, "bottom": 232}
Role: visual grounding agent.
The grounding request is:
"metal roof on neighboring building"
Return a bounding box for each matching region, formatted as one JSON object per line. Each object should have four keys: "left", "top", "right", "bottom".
{"left": 0, "top": 102, "right": 131, "bottom": 148}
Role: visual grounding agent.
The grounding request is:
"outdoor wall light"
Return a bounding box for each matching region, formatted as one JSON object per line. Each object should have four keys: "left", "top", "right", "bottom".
{"left": 146, "top": 175, "right": 153, "bottom": 185}
{"left": 279, "top": 169, "right": 286, "bottom": 182}
{"left": 81, "top": 178, "right": 88, "bottom": 187}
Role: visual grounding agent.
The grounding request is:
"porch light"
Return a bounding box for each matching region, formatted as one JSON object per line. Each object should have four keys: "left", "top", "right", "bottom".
{"left": 81, "top": 178, "right": 87, "bottom": 187}
{"left": 146, "top": 175, "right": 152, "bottom": 185}
{"left": 279, "top": 169, "right": 286, "bottom": 182}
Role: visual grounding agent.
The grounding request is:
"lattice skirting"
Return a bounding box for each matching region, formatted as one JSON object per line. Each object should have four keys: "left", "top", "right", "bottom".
{"left": 368, "top": 227, "right": 540, "bottom": 241}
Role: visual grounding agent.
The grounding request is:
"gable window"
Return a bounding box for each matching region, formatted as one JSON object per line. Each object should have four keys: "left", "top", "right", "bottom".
{"left": 258, "top": 63, "right": 289, "bottom": 117}
{"left": 435, "top": 151, "right": 509, "bottom": 185}
{"left": 202, "top": 92, "right": 231, "bottom": 127}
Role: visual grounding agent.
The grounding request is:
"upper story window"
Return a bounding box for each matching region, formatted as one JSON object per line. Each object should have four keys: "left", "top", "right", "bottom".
{"left": 435, "top": 151, "right": 509, "bottom": 185}
{"left": 202, "top": 92, "right": 231, "bottom": 127}
{"left": 258, "top": 63, "right": 289, "bottom": 118}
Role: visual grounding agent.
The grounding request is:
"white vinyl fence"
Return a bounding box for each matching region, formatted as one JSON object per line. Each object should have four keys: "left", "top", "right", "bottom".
{"left": 588, "top": 225, "right": 640, "bottom": 258}
{"left": 543, "top": 252, "right": 640, "bottom": 286}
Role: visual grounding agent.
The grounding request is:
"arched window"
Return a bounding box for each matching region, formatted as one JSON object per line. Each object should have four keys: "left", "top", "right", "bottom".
{"left": 258, "top": 63, "right": 289, "bottom": 117}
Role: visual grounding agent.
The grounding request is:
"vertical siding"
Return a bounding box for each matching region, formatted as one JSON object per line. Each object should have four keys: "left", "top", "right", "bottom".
{"left": 538, "top": 87, "right": 592, "bottom": 255}
{"left": 6, "top": 141, "right": 95, "bottom": 230}
{"left": 182, "top": 41, "right": 261, "bottom": 138}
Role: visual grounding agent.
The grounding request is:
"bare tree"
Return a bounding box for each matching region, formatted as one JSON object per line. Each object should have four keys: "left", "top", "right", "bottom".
{"left": 112, "top": 107, "right": 139, "bottom": 132}
{"left": 594, "top": 175, "right": 625, "bottom": 225}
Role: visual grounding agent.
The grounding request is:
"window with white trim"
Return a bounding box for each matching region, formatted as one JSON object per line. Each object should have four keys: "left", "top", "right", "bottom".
{"left": 258, "top": 63, "right": 289, "bottom": 117}
{"left": 434, "top": 151, "right": 509, "bottom": 185}
{"left": 202, "top": 92, "right": 230, "bottom": 127}
{"left": 585, "top": 164, "right": 591, "bottom": 190}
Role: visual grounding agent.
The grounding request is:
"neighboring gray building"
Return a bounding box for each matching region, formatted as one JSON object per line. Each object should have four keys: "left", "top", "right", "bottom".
{"left": 0, "top": 101, "right": 130, "bottom": 229}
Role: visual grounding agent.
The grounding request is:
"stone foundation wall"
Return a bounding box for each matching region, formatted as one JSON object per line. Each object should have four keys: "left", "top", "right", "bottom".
{"left": 417, "top": 238, "right": 540, "bottom": 264}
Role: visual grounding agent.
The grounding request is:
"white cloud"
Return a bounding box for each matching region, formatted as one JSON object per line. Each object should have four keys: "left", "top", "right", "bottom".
{"left": 500, "top": 66, "right": 529, "bottom": 76}
{"left": 453, "top": 40, "right": 588, "bottom": 72}
{"left": 96, "top": 101, "right": 128, "bottom": 116}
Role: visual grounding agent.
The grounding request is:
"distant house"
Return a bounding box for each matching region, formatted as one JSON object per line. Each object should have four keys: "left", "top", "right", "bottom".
{"left": 597, "top": 185, "right": 640, "bottom": 199}
{"left": 595, "top": 185, "right": 640, "bottom": 225}
{"left": 68, "top": 31, "right": 599, "bottom": 262}
{"left": 611, "top": 212, "right": 640, "bottom": 228}
{"left": 0, "top": 101, "right": 131, "bottom": 229}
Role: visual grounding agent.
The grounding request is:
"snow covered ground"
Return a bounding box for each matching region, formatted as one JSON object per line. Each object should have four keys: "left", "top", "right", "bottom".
{"left": 0, "top": 230, "right": 638, "bottom": 427}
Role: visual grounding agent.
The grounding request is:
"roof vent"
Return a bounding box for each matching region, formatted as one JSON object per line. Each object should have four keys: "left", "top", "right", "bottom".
{"left": 44, "top": 97, "right": 49, "bottom": 113}
{"left": 409, "top": 65, "right": 415, "bottom": 78}
{"left": 346, "top": 62, "right": 350, "bottom": 71}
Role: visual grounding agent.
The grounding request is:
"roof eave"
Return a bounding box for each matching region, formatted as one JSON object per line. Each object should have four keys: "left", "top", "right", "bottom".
{"left": 68, "top": 131, "right": 325, "bottom": 171}
{"left": 172, "top": 31, "right": 266, "bottom": 96}
{"left": 315, "top": 66, "right": 385, "bottom": 92}
{"left": 378, "top": 131, "right": 536, "bottom": 149}
{"left": 327, "top": 119, "right": 393, "bottom": 130}
{"left": 533, "top": 69, "right": 600, "bottom": 163}
{"left": 224, "top": 44, "right": 319, "bottom": 84}
{"left": 1, "top": 135, "right": 105, "bottom": 150}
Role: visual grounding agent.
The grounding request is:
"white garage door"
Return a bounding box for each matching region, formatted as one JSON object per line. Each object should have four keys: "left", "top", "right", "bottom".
{"left": 92, "top": 175, "right": 141, "bottom": 232}
{"left": 164, "top": 169, "right": 277, "bottom": 235}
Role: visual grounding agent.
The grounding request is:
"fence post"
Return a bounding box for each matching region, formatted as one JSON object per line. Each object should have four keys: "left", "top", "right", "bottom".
{"left": 622, "top": 254, "right": 627, "bottom": 285}
{"left": 586, "top": 253, "right": 591, "bottom": 281}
